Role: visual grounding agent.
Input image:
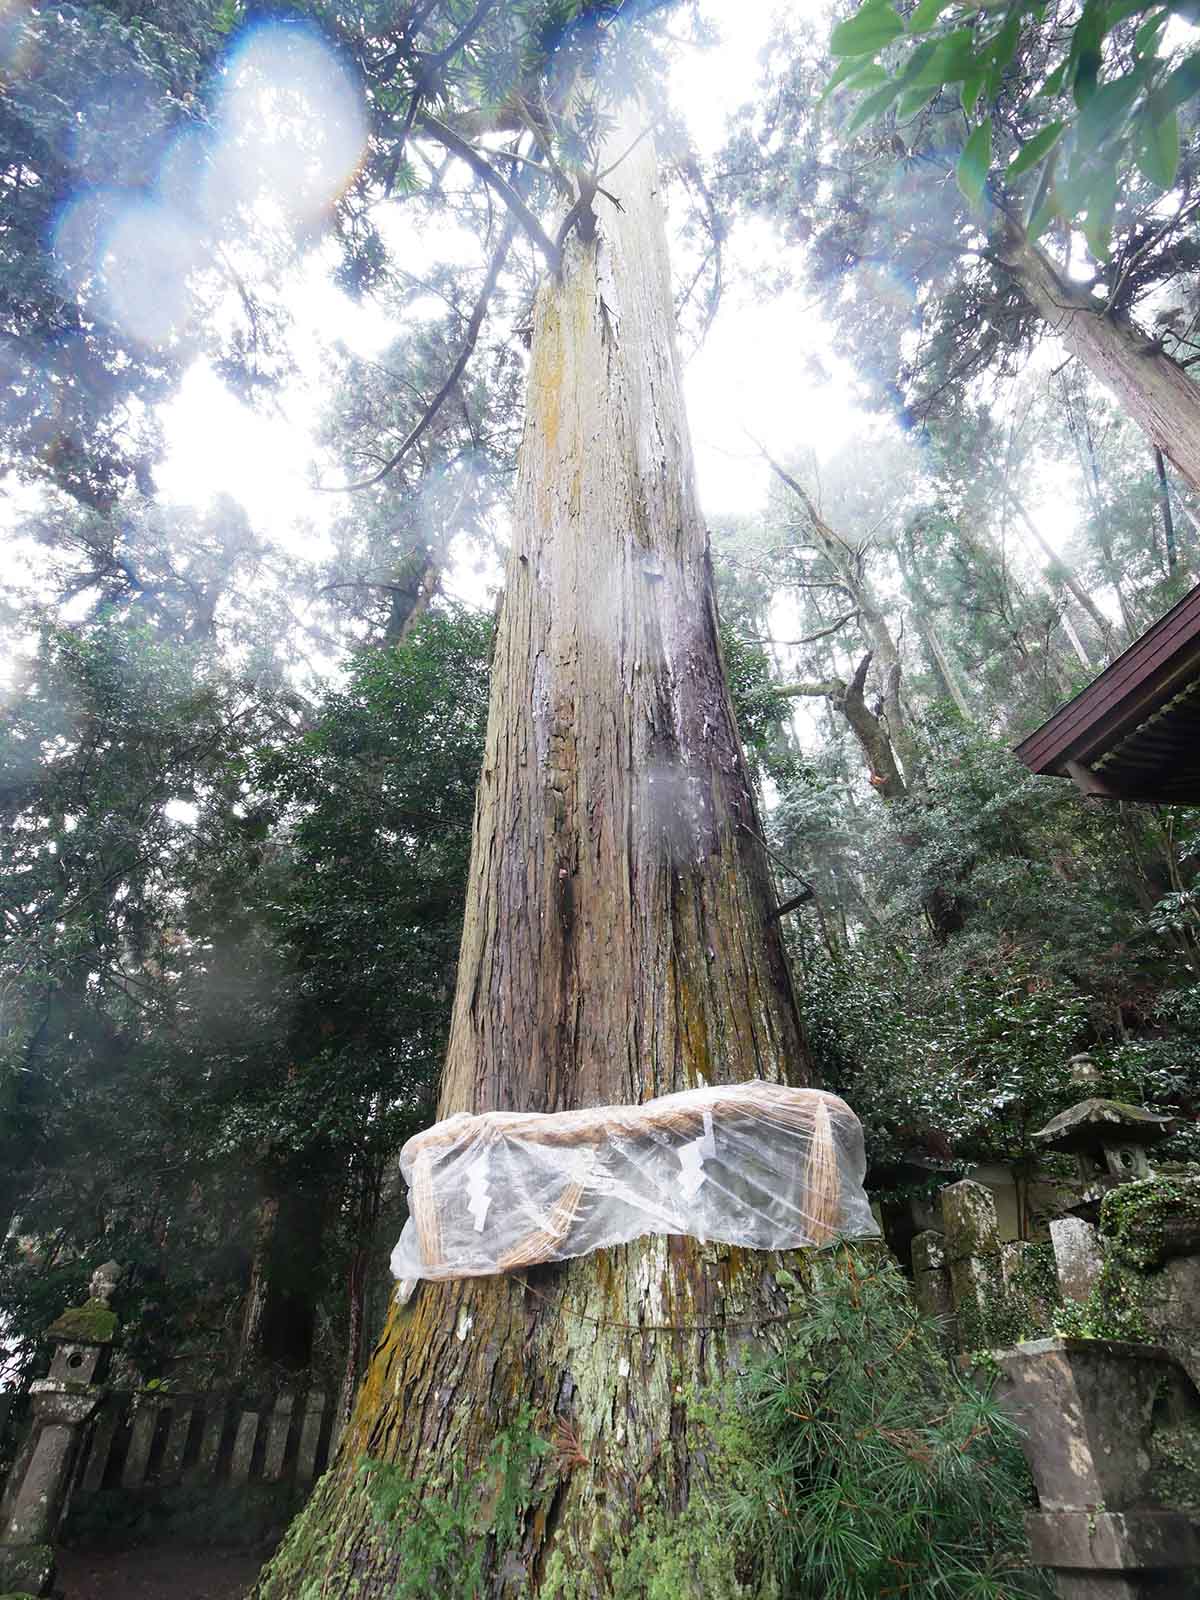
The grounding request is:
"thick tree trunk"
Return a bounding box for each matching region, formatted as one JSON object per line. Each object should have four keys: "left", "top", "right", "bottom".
{"left": 255, "top": 108, "right": 811, "bottom": 1600}
{"left": 999, "top": 224, "right": 1200, "bottom": 495}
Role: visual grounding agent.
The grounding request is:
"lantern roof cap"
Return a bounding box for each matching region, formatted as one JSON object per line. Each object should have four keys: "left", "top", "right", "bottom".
{"left": 1032, "top": 1097, "right": 1177, "bottom": 1154}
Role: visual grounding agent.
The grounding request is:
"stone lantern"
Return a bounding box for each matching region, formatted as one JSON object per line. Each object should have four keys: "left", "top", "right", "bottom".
{"left": 1029, "top": 1098, "right": 1175, "bottom": 1313}
{"left": 0, "top": 1261, "right": 121, "bottom": 1598}
{"left": 1032, "top": 1098, "right": 1177, "bottom": 1217}
{"left": 1067, "top": 1052, "right": 1102, "bottom": 1089}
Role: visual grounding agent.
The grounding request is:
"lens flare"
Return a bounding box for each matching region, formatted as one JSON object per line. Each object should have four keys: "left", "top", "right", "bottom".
{"left": 53, "top": 190, "right": 201, "bottom": 346}
{"left": 52, "top": 188, "right": 108, "bottom": 303}
{"left": 102, "top": 200, "right": 204, "bottom": 347}
{"left": 213, "top": 22, "right": 368, "bottom": 225}
{"left": 70, "top": 68, "right": 167, "bottom": 189}
{"left": 49, "top": 18, "right": 367, "bottom": 350}
{"left": 156, "top": 126, "right": 215, "bottom": 219}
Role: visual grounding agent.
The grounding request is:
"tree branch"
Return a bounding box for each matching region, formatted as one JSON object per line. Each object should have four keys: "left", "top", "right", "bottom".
{"left": 775, "top": 679, "right": 845, "bottom": 699}
{"left": 318, "top": 218, "right": 515, "bottom": 494}
{"left": 417, "top": 113, "right": 561, "bottom": 270}
{"left": 737, "top": 612, "right": 858, "bottom": 648}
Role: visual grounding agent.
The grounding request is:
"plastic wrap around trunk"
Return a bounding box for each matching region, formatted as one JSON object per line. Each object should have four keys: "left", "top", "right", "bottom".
{"left": 390, "top": 1082, "right": 878, "bottom": 1299}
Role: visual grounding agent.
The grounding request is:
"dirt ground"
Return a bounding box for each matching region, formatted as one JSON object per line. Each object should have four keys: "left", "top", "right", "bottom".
{"left": 56, "top": 1545, "right": 265, "bottom": 1600}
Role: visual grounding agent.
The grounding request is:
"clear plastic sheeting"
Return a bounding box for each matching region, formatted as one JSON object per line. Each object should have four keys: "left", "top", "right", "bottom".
{"left": 390, "top": 1081, "right": 878, "bottom": 1301}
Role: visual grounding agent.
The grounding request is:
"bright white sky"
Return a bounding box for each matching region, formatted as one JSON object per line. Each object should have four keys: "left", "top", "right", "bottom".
{"left": 153, "top": 0, "right": 874, "bottom": 572}
{"left": 5, "top": 0, "right": 1082, "bottom": 671}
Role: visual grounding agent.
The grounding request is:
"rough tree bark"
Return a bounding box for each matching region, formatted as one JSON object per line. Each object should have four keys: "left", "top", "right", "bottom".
{"left": 998, "top": 221, "right": 1200, "bottom": 496}
{"left": 254, "top": 106, "right": 813, "bottom": 1600}
{"left": 778, "top": 654, "right": 908, "bottom": 800}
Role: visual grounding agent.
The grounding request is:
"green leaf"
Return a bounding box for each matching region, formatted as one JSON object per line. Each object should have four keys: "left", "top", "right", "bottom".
{"left": 1039, "top": 59, "right": 1068, "bottom": 96}
{"left": 896, "top": 83, "right": 942, "bottom": 117}
{"left": 1134, "top": 103, "right": 1180, "bottom": 187}
{"left": 902, "top": 28, "right": 978, "bottom": 87}
{"left": 1075, "top": 70, "right": 1142, "bottom": 146}
{"left": 1027, "top": 187, "right": 1060, "bottom": 240}
{"left": 907, "top": 0, "right": 958, "bottom": 32}
{"left": 830, "top": 3, "right": 906, "bottom": 57}
{"left": 851, "top": 63, "right": 892, "bottom": 90}
{"left": 1070, "top": 0, "right": 1108, "bottom": 104}
{"left": 961, "top": 68, "right": 987, "bottom": 114}
{"left": 983, "top": 15, "right": 1021, "bottom": 100}
{"left": 821, "top": 57, "right": 891, "bottom": 103}
{"left": 1100, "top": 0, "right": 1155, "bottom": 31}
{"left": 1083, "top": 215, "right": 1112, "bottom": 259}
{"left": 1005, "top": 120, "right": 1066, "bottom": 178}
{"left": 822, "top": 56, "right": 867, "bottom": 98}
{"left": 897, "top": 38, "right": 941, "bottom": 83}
{"left": 1081, "top": 161, "right": 1118, "bottom": 258}
{"left": 845, "top": 78, "right": 906, "bottom": 133}
{"left": 1160, "top": 51, "right": 1200, "bottom": 111}
{"left": 989, "top": 14, "right": 1021, "bottom": 69}
{"left": 1133, "top": 10, "right": 1167, "bottom": 55}
{"left": 956, "top": 120, "right": 992, "bottom": 204}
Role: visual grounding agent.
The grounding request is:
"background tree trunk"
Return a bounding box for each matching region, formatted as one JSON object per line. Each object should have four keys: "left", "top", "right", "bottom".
{"left": 1000, "top": 225, "right": 1200, "bottom": 495}
{"left": 254, "top": 106, "right": 813, "bottom": 1600}
{"left": 237, "top": 1192, "right": 280, "bottom": 1378}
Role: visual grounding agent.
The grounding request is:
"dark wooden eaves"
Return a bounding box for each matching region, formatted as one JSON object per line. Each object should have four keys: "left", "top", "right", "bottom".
{"left": 1013, "top": 583, "right": 1200, "bottom": 804}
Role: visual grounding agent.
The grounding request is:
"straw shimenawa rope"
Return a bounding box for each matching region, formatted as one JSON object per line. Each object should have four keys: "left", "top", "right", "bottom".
{"left": 399, "top": 1083, "right": 875, "bottom": 1287}
{"left": 803, "top": 1094, "right": 840, "bottom": 1246}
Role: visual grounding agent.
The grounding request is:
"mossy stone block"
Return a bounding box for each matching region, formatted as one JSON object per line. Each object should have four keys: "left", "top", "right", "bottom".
{"left": 44, "top": 1298, "right": 117, "bottom": 1344}
{"left": 941, "top": 1179, "right": 1000, "bottom": 1262}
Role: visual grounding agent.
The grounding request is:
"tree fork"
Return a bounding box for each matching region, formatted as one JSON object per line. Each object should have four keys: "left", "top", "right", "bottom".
{"left": 998, "top": 221, "right": 1200, "bottom": 497}
{"left": 254, "top": 106, "right": 813, "bottom": 1599}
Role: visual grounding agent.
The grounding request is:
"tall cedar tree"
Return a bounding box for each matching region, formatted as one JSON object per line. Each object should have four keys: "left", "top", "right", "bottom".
{"left": 254, "top": 87, "right": 814, "bottom": 1600}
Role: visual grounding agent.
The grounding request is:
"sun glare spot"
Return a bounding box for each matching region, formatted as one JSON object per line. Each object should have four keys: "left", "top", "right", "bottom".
{"left": 214, "top": 23, "right": 368, "bottom": 225}
{"left": 48, "top": 20, "right": 367, "bottom": 351}
{"left": 102, "top": 201, "right": 203, "bottom": 346}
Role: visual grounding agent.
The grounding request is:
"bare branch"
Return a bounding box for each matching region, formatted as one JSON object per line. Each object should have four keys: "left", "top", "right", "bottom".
{"left": 597, "top": 121, "right": 657, "bottom": 182}
{"left": 418, "top": 113, "right": 561, "bottom": 270}
{"left": 318, "top": 218, "right": 516, "bottom": 495}
{"left": 738, "top": 612, "right": 858, "bottom": 648}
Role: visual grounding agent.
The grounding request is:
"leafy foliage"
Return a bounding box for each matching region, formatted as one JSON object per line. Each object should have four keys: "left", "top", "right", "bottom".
{"left": 830, "top": 0, "right": 1200, "bottom": 253}
{"left": 720, "top": 10, "right": 1200, "bottom": 442}
{"left": 713, "top": 1248, "right": 1050, "bottom": 1598}
{"left": 770, "top": 709, "right": 1200, "bottom": 1173}
{"left": 0, "top": 604, "right": 489, "bottom": 1386}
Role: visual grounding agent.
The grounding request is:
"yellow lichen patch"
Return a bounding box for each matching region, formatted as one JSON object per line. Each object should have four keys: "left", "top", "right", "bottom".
{"left": 528, "top": 288, "right": 565, "bottom": 466}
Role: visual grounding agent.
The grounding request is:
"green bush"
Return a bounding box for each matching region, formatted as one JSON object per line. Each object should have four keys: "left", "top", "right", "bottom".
{"left": 61, "top": 1480, "right": 304, "bottom": 1551}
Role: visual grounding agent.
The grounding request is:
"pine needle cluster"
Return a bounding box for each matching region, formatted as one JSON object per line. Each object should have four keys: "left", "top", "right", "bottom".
{"left": 714, "top": 1248, "right": 1051, "bottom": 1600}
